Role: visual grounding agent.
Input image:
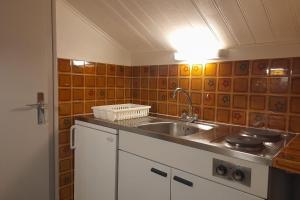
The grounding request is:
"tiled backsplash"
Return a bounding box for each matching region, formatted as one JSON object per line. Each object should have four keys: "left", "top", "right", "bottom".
{"left": 57, "top": 57, "right": 300, "bottom": 199}
{"left": 131, "top": 57, "right": 300, "bottom": 133}
{"left": 57, "top": 58, "right": 132, "bottom": 199}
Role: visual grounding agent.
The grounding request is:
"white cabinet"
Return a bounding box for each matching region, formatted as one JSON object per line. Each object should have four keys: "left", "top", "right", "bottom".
{"left": 73, "top": 123, "right": 117, "bottom": 200}
{"left": 118, "top": 151, "right": 170, "bottom": 200}
{"left": 171, "top": 169, "right": 262, "bottom": 200}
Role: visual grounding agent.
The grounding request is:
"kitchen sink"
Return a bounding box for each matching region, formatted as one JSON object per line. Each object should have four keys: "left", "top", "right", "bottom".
{"left": 137, "top": 122, "right": 214, "bottom": 137}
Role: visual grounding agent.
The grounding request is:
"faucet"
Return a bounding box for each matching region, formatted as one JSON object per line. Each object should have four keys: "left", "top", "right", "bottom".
{"left": 172, "top": 87, "right": 198, "bottom": 122}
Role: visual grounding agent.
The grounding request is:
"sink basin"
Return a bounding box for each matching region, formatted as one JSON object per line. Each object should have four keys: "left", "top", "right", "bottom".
{"left": 137, "top": 122, "right": 214, "bottom": 137}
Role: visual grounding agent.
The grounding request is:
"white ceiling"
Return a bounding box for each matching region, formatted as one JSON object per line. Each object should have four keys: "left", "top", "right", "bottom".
{"left": 65, "top": 0, "right": 300, "bottom": 54}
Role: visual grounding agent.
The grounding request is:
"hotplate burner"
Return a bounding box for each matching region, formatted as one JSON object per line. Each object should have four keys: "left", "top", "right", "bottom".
{"left": 241, "top": 128, "right": 282, "bottom": 142}
{"left": 225, "top": 135, "right": 264, "bottom": 152}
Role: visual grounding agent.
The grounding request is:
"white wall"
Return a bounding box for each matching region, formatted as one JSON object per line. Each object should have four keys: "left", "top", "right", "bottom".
{"left": 56, "top": 0, "right": 131, "bottom": 65}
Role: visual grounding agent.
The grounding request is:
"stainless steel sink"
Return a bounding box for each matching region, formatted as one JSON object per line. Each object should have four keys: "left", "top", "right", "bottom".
{"left": 137, "top": 122, "right": 214, "bottom": 137}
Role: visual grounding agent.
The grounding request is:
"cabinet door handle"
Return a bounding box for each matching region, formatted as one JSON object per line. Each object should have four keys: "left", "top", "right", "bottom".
{"left": 173, "top": 176, "right": 193, "bottom": 187}
{"left": 150, "top": 168, "right": 168, "bottom": 177}
{"left": 70, "top": 125, "right": 76, "bottom": 150}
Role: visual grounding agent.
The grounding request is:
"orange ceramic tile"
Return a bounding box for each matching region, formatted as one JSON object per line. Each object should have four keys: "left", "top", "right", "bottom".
{"left": 59, "top": 74, "right": 71, "bottom": 87}
{"left": 59, "top": 89, "right": 71, "bottom": 102}
{"left": 59, "top": 117, "right": 72, "bottom": 130}
{"left": 96, "top": 89, "right": 106, "bottom": 100}
{"left": 179, "top": 78, "right": 189, "bottom": 90}
{"left": 96, "top": 76, "right": 106, "bottom": 87}
{"left": 149, "top": 101, "right": 157, "bottom": 113}
{"left": 292, "top": 58, "right": 300, "bottom": 75}
{"left": 216, "top": 109, "right": 230, "bottom": 123}
{"left": 269, "top": 77, "right": 289, "bottom": 93}
{"left": 59, "top": 184, "right": 72, "bottom": 199}
{"left": 125, "top": 89, "right": 131, "bottom": 99}
{"left": 180, "top": 64, "right": 190, "bottom": 76}
{"left": 72, "top": 62, "right": 84, "bottom": 73}
{"left": 107, "top": 100, "right": 116, "bottom": 104}
{"left": 72, "top": 102, "right": 84, "bottom": 115}
{"left": 218, "top": 62, "right": 232, "bottom": 76}
{"left": 268, "top": 96, "right": 287, "bottom": 113}
{"left": 59, "top": 158, "right": 72, "bottom": 172}
{"left": 179, "top": 93, "right": 189, "bottom": 104}
{"left": 107, "top": 64, "right": 116, "bottom": 76}
{"left": 132, "top": 66, "right": 140, "bottom": 77}
{"left": 132, "top": 89, "right": 140, "bottom": 99}
{"left": 232, "top": 111, "right": 246, "bottom": 125}
{"left": 203, "top": 107, "right": 215, "bottom": 121}
{"left": 234, "top": 61, "right": 249, "bottom": 76}
{"left": 116, "top": 65, "right": 125, "bottom": 76}
{"left": 204, "top": 63, "right": 217, "bottom": 76}
{"left": 116, "top": 77, "right": 125, "bottom": 88}
{"left": 218, "top": 78, "right": 231, "bottom": 92}
{"left": 168, "top": 78, "right": 178, "bottom": 90}
{"left": 232, "top": 95, "right": 247, "bottom": 109}
{"left": 58, "top": 59, "right": 71, "bottom": 72}
{"left": 149, "top": 90, "right": 157, "bottom": 101}
{"left": 268, "top": 114, "right": 286, "bottom": 130}
{"left": 158, "top": 78, "right": 167, "bottom": 89}
{"left": 157, "top": 103, "right": 167, "bottom": 114}
{"left": 251, "top": 78, "right": 267, "bottom": 93}
{"left": 139, "top": 66, "right": 149, "bottom": 77}
{"left": 141, "top": 78, "right": 149, "bottom": 88}
{"left": 270, "top": 59, "right": 290, "bottom": 76}
{"left": 107, "top": 77, "right": 116, "bottom": 87}
{"left": 149, "top": 78, "right": 157, "bottom": 89}
{"left": 84, "top": 101, "right": 95, "bottom": 114}
{"left": 249, "top": 112, "right": 267, "bottom": 128}
{"left": 158, "top": 91, "right": 168, "bottom": 102}
{"left": 191, "top": 64, "right": 202, "bottom": 76}
{"left": 96, "top": 100, "right": 106, "bottom": 106}
{"left": 72, "top": 75, "right": 84, "bottom": 87}
{"left": 59, "top": 131, "right": 70, "bottom": 145}
{"left": 116, "top": 89, "right": 124, "bottom": 99}
{"left": 124, "top": 66, "right": 132, "bottom": 77}
{"left": 250, "top": 95, "right": 265, "bottom": 110}
{"left": 291, "top": 78, "right": 300, "bottom": 94}
{"left": 107, "top": 89, "right": 116, "bottom": 99}
{"left": 203, "top": 93, "right": 216, "bottom": 106}
{"left": 159, "top": 65, "right": 168, "bottom": 76}
{"left": 191, "top": 92, "right": 201, "bottom": 105}
{"left": 85, "top": 89, "right": 95, "bottom": 100}
{"left": 169, "top": 65, "right": 178, "bottom": 76}
{"left": 72, "top": 89, "right": 84, "bottom": 101}
{"left": 191, "top": 78, "right": 202, "bottom": 91}
{"left": 217, "top": 94, "right": 231, "bottom": 107}
{"left": 252, "top": 60, "right": 269, "bottom": 75}
{"left": 168, "top": 104, "right": 178, "bottom": 116}
{"left": 140, "top": 90, "right": 148, "bottom": 100}
{"left": 96, "top": 63, "right": 106, "bottom": 75}
{"left": 168, "top": 91, "right": 177, "bottom": 102}
{"left": 204, "top": 78, "right": 216, "bottom": 91}
{"left": 59, "top": 171, "right": 73, "bottom": 186}
{"left": 84, "top": 76, "right": 96, "bottom": 87}
{"left": 124, "top": 78, "right": 132, "bottom": 88}
{"left": 290, "top": 97, "right": 300, "bottom": 113}
{"left": 289, "top": 115, "right": 300, "bottom": 133}
{"left": 84, "top": 62, "right": 96, "bottom": 74}
{"left": 59, "top": 103, "right": 71, "bottom": 116}
{"left": 149, "top": 65, "right": 158, "bottom": 76}
{"left": 193, "top": 106, "right": 201, "bottom": 116}
{"left": 233, "top": 78, "right": 248, "bottom": 92}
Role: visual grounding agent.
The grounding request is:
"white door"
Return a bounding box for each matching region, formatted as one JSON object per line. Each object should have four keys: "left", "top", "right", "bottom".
{"left": 171, "top": 169, "right": 263, "bottom": 200}
{"left": 74, "top": 125, "right": 117, "bottom": 200}
{"left": 0, "top": 1, "right": 54, "bottom": 200}
{"left": 118, "top": 151, "right": 170, "bottom": 200}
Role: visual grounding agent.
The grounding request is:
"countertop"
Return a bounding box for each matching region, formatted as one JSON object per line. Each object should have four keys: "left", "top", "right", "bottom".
{"left": 76, "top": 115, "right": 294, "bottom": 166}
{"left": 273, "top": 134, "right": 300, "bottom": 174}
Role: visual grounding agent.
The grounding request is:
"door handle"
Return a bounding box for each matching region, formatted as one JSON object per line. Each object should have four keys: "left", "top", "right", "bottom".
{"left": 173, "top": 176, "right": 193, "bottom": 187}
{"left": 150, "top": 168, "right": 168, "bottom": 177}
{"left": 70, "top": 125, "right": 76, "bottom": 150}
{"left": 25, "top": 92, "right": 47, "bottom": 125}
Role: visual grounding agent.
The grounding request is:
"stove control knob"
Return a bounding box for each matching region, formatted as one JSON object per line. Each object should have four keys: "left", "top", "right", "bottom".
{"left": 232, "top": 170, "right": 244, "bottom": 182}
{"left": 216, "top": 165, "right": 227, "bottom": 176}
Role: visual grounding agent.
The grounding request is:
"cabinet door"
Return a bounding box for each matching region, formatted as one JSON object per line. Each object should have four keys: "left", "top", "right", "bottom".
{"left": 118, "top": 151, "right": 170, "bottom": 200}
{"left": 171, "top": 169, "right": 263, "bottom": 200}
{"left": 74, "top": 125, "right": 117, "bottom": 200}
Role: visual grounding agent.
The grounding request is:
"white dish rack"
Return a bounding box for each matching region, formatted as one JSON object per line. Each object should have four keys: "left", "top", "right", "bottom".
{"left": 92, "top": 104, "right": 151, "bottom": 121}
